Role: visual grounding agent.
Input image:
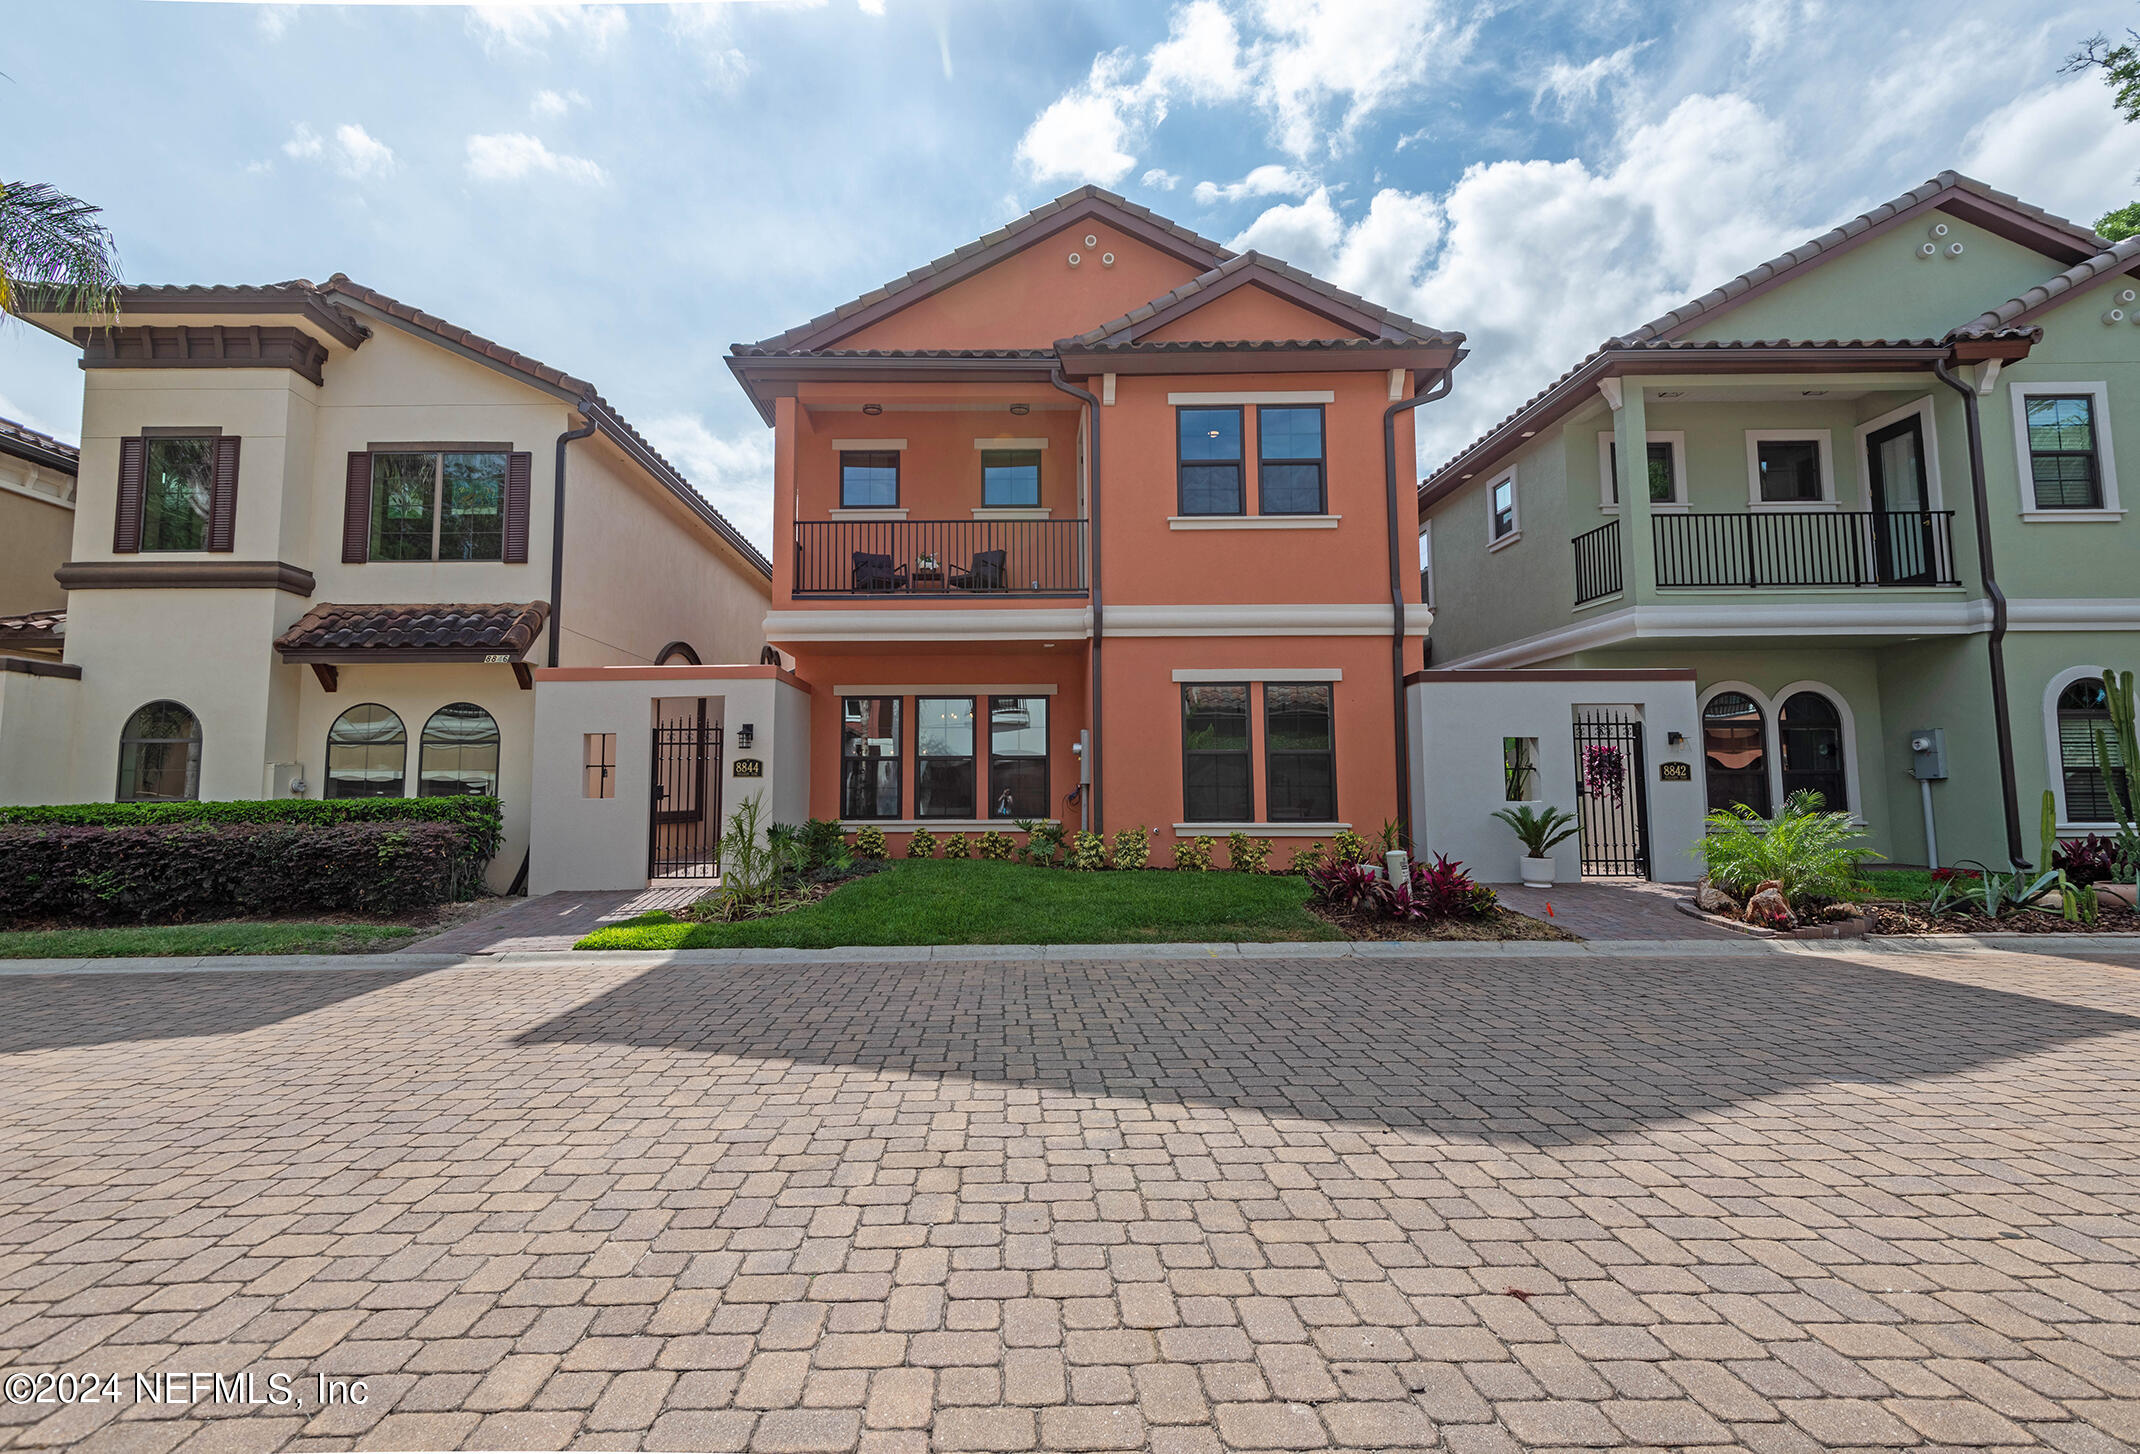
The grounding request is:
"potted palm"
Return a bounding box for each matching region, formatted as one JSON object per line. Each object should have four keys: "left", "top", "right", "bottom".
{"left": 1491, "top": 804, "right": 1579, "bottom": 887}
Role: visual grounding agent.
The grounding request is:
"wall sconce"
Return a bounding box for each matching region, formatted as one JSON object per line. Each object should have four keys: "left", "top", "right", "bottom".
{"left": 737, "top": 723, "right": 755, "bottom": 749}
{"left": 1666, "top": 731, "right": 1685, "bottom": 746}
{"left": 1009, "top": 403, "right": 1030, "bottom": 416}
{"left": 862, "top": 403, "right": 883, "bottom": 416}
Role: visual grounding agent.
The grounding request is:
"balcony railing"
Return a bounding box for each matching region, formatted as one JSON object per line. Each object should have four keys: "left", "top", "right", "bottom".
{"left": 1653, "top": 510, "right": 1959, "bottom": 589}
{"left": 794, "top": 517, "right": 1089, "bottom": 598}
{"left": 1572, "top": 519, "right": 1622, "bottom": 605}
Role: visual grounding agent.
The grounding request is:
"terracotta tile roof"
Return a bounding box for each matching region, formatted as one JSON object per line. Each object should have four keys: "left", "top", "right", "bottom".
{"left": 728, "top": 346, "right": 1060, "bottom": 360}
{"left": 0, "top": 610, "right": 64, "bottom": 646}
{"left": 745, "top": 186, "right": 1235, "bottom": 353}
{"left": 1066, "top": 336, "right": 1454, "bottom": 356}
{"left": 0, "top": 416, "right": 80, "bottom": 470}
{"left": 109, "top": 280, "right": 373, "bottom": 348}
{"left": 1065, "top": 251, "right": 1461, "bottom": 349}
{"left": 1954, "top": 235, "right": 2140, "bottom": 336}
{"left": 274, "top": 601, "right": 550, "bottom": 658}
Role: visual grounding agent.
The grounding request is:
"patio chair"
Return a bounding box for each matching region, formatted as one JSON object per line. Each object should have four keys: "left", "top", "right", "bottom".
{"left": 949, "top": 548, "right": 1008, "bottom": 591}
{"left": 850, "top": 551, "right": 908, "bottom": 593}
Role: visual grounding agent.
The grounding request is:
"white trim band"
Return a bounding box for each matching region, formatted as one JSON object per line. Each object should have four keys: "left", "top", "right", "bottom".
{"left": 1166, "top": 390, "right": 1334, "bottom": 405}
{"left": 834, "top": 684, "right": 1059, "bottom": 697}
{"left": 1172, "top": 822, "right": 1349, "bottom": 836}
{"left": 1107, "top": 604, "right": 1433, "bottom": 637}
{"left": 765, "top": 608, "right": 1092, "bottom": 643}
{"left": 972, "top": 437, "right": 1050, "bottom": 450}
{"left": 830, "top": 438, "right": 908, "bottom": 451}
{"left": 1169, "top": 515, "right": 1340, "bottom": 530}
{"left": 827, "top": 507, "right": 910, "bottom": 520}
{"left": 1171, "top": 668, "right": 1342, "bottom": 682}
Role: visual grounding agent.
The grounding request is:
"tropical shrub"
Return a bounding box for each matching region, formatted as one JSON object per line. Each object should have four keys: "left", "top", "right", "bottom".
{"left": 1172, "top": 835, "right": 1214, "bottom": 871}
{"left": 2054, "top": 833, "right": 2121, "bottom": 884}
{"left": 941, "top": 832, "right": 971, "bottom": 860}
{"left": 1697, "top": 790, "right": 1878, "bottom": 909}
{"left": 1306, "top": 858, "right": 1381, "bottom": 910}
{"left": 767, "top": 822, "right": 807, "bottom": 879}
{"left": 1287, "top": 841, "right": 1327, "bottom": 875}
{"left": 1066, "top": 830, "right": 1108, "bottom": 870}
{"left": 2089, "top": 667, "right": 2140, "bottom": 875}
{"left": 800, "top": 818, "right": 846, "bottom": 871}
{"left": 1225, "top": 832, "right": 1273, "bottom": 873}
{"left": 905, "top": 826, "right": 938, "bottom": 859}
{"left": 0, "top": 821, "right": 475, "bottom": 924}
{"left": 1491, "top": 803, "right": 1580, "bottom": 859}
{"left": 852, "top": 824, "right": 887, "bottom": 860}
{"left": 976, "top": 829, "right": 1015, "bottom": 861}
{"left": 1330, "top": 829, "right": 1373, "bottom": 865}
{"left": 1019, "top": 820, "right": 1066, "bottom": 866}
{"left": 1408, "top": 853, "right": 1498, "bottom": 919}
{"left": 1110, "top": 825, "right": 1151, "bottom": 869}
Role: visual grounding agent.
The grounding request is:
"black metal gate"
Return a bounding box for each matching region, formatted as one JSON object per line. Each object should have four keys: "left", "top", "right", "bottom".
{"left": 1572, "top": 712, "right": 1650, "bottom": 878}
{"left": 648, "top": 714, "right": 722, "bottom": 880}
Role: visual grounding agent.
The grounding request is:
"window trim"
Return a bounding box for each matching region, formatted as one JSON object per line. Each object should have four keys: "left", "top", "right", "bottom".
{"left": 140, "top": 435, "right": 218, "bottom": 553}
{"left": 2011, "top": 382, "right": 2121, "bottom": 519}
{"left": 987, "top": 694, "right": 1050, "bottom": 821}
{"left": 1175, "top": 404, "right": 1245, "bottom": 517}
{"left": 839, "top": 695, "right": 903, "bottom": 821}
{"left": 416, "top": 701, "right": 502, "bottom": 798}
{"left": 323, "top": 701, "right": 409, "bottom": 801}
{"left": 914, "top": 695, "right": 978, "bottom": 820}
{"left": 1776, "top": 685, "right": 1852, "bottom": 814}
{"left": 1744, "top": 429, "right": 1836, "bottom": 509}
{"left": 2044, "top": 664, "right": 2120, "bottom": 828}
{"left": 979, "top": 449, "right": 1043, "bottom": 509}
{"left": 1180, "top": 681, "right": 1254, "bottom": 824}
{"left": 1256, "top": 403, "right": 1326, "bottom": 516}
{"left": 1595, "top": 431, "right": 1689, "bottom": 512}
{"left": 116, "top": 698, "right": 202, "bottom": 803}
{"left": 839, "top": 448, "right": 902, "bottom": 511}
{"left": 1486, "top": 468, "right": 1520, "bottom": 550}
{"left": 1264, "top": 681, "right": 1336, "bottom": 824}
{"left": 1697, "top": 680, "right": 1863, "bottom": 823}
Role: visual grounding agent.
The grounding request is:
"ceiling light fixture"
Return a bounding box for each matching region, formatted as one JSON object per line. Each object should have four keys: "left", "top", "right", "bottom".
{"left": 862, "top": 403, "right": 883, "bottom": 416}
{"left": 1655, "top": 390, "right": 1684, "bottom": 398}
{"left": 1009, "top": 403, "right": 1030, "bottom": 416}
{"left": 1801, "top": 390, "right": 1828, "bottom": 397}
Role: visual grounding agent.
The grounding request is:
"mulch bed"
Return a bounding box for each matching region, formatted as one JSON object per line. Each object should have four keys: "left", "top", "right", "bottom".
{"left": 1866, "top": 903, "right": 2140, "bottom": 935}
{"left": 1308, "top": 903, "right": 1579, "bottom": 941}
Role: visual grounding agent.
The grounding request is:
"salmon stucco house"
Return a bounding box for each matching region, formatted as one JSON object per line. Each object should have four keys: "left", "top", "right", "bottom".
{"left": 727, "top": 187, "right": 1463, "bottom": 854}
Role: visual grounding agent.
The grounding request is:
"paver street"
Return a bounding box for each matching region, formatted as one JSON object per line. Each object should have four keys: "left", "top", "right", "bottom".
{"left": 2, "top": 946, "right": 2138, "bottom": 1453}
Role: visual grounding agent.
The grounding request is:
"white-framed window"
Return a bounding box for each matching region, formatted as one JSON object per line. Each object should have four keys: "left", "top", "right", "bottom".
{"left": 1744, "top": 429, "right": 1835, "bottom": 508}
{"left": 2011, "top": 382, "right": 2121, "bottom": 520}
{"left": 1595, "top": 431, "right": 1688, "bottom": 511}
{"left": 1697, "top": 680, "right": 1862, "bottom": 822}
{"left": 1486, "top": 469, "right": 1519, "bottom": 550}
{"left": 1418, "top": 519, "right": 1434, "bottom": 606}
{"left": 2043, "top": 665, "right": 2124, "bottom": 828}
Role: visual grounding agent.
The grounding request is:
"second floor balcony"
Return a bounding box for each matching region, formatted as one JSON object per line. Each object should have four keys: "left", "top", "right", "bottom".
{"left": 1573, "top": 509, "right": 1961, "bottom": 605}
{"left": 793, "top": 516, "right": 1089, "bottom": 599}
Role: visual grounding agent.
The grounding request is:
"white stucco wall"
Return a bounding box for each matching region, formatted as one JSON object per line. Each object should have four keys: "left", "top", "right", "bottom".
{"left": 529, "top": 668, "right": 811, "bottom": 894}
{"left": 1408, "top": 672, "right": 1706, "bottom": 884}
{"left": 0, "top": 665, "right": 82, "bottom": 806}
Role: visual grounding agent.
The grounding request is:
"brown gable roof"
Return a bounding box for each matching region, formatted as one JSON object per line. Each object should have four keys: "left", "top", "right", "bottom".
{"left": 0, "top": 416, "right": 78, "bottom": 473}
{"left": 1621, "top": 171, "right": 2105, "bottom": 346}
{"left": 1954, "top": 235, "right": 2140, "bottom": 336}
{"left": 103, "top": 281, "right": 373, "bottom": 349}
{"left": 1064, "top": 251, "right": 1461, "bottom": 349}
{"left": 274, "top": 601, "right": 550, "bottom": 661}
{"left": 745, "top": 186, "right": 1234, "bottom": 354}
{"left": 321, "top": 275, "right": 595, "bottom": 396}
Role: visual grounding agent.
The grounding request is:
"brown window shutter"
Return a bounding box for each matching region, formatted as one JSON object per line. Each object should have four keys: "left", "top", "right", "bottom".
{"left": 113, "top": 436, "right": 146, "bottom": 553}
{"left": 207, "top": 436, "right": 241, "bottom": 552}
{"left": 343, "top": 451, "right": 372, "bottom": 563}
{"left": 504, "top": 451, "right": 532, "bottom": 563}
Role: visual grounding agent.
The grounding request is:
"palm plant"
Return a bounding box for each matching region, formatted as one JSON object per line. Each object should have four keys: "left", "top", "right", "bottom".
{"left": 0, "top": 180, "right": 123, "bottom": 323}
{"left": 1698, "top": 790, "right": 1878, "bottom": 909}
{"left": 1490, "top": 803, "right": 1580, "bottom": 858}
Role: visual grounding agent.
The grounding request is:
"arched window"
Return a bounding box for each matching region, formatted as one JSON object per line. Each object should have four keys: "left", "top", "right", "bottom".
{"left": 655, "top": 641, "right": 701, "bottom": 665}
{"left": 1778, "top": 691, "right": 1847, "bottom": 811}
{"left": 419, "top": 703, "right": 500, "bottom": 797}
{"left": 1703, "top": 691, "right": 1770, "bottom": 817}
{"left": 325, "top": 704, "right": 407, "bottom": 799}
{"left": 117, "top": 700, "right": 201, "bottom": 802}
{"left": 2057, "top": 676, "right": 2116, "bottom": 823}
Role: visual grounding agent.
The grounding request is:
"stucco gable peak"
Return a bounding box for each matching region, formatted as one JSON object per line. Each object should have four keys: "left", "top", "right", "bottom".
{"left": 1062, "top": 250, "right": 1460, "bottom": 349}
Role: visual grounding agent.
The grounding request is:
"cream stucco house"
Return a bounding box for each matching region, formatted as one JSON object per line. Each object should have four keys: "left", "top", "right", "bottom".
{"left": 2, "top": 278, "right": 771, "bottom": 889}
{"left": 0, "top": 415, "right": 77, "bottom": 649}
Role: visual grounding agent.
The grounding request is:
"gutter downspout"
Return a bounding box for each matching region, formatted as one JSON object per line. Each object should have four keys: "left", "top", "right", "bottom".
{"left": 1383, "top": 366, "right": 1453, "bottom": 853}
{"left": 547, "top": 401, "right": 600, "bottom": 670}
{"left": 1933, "top": 357, "right": 2027, "bottom": 868}
{"left": 1050, "top": 368, "right": 1103, "bottom": 833}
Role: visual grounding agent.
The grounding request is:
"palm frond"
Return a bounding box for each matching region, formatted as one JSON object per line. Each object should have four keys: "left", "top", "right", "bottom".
{"left": 0, "top": 180, "right": 123, "bottom": 323}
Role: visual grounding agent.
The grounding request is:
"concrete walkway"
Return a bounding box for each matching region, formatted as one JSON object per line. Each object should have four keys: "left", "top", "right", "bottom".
{"left": 407, "top": 886, "right": 705, "bottom": 954}
{"left": 1492, "top": 878, "right": 1741, "bottom": 940}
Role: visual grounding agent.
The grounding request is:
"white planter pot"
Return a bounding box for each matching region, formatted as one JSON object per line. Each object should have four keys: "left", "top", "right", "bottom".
{"left": 1520, "top": 855, "right": 1554, "bottom": 888}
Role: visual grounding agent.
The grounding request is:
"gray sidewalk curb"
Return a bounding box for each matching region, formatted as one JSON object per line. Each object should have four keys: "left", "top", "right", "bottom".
{"left": 1, "top": 934, "right": 2134, "bottom": 976}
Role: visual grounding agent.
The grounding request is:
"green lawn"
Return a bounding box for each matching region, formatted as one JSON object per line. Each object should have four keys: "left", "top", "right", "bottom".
{"left": 577, "top": 859, "right": 1343, "bottom": 949}
{"left": 1859, "top": 868, "right": 1975, "bottom": 902}
{"left": 0, "top": 921, "right": 420, "bottom": 959}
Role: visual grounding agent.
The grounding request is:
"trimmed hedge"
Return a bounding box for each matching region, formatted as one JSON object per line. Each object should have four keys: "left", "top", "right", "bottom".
{"left": 0, "top": 797, "right": 502, "bottom": 884}
{"left": 0, "top": 821, "right": 478, "bottom": 925}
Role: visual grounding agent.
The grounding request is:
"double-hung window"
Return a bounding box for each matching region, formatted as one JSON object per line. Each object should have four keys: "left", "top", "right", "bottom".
{"left": 988, "top": 696, "right": 1049, "bottom": 818}
{"left": 840, "top": 450, "right": 900, "bottom": 509}
{"left": 1488, "top": 473, "right": 1518, "bottom": 545}
{"left": 2024, "top": 395, "right": 2103, "bottom": 510}
{"left": 916, "top": 697, "right": 977, "bottom": 818}
{"left": 840, "top": 697, "right": 901, "bottom": 819}
{"left": 1181, "top": 684, "right": 1251, "bottom": 822}
{"left": 371, "top": 450, "right": 507, "bottom": 561}
{"left": 1258, "top": 406, "right": 1325, "bottom": 514}
{"left": 981, "top": 450, "right": 1041, "bottom": 508}
{"left": 143, "top": 437, "right": 215, "bottom": 551}
{"left": 1177, "top": 407, "right": 1243, "bottom": 515}
{"left": 1265, "top": 684, "right": 1335, "bottom": 822}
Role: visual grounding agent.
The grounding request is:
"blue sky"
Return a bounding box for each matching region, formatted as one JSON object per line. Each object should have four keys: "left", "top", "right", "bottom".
{"left": 6, "top": 0, "right": 2137, "bottom": 550}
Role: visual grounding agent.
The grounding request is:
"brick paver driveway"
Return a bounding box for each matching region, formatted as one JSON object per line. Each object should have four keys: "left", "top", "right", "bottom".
{"left": 3, "top": 947, "right": 2138, "bottom": 1453}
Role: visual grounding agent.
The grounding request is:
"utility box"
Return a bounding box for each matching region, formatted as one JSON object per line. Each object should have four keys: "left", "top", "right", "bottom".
{"left": 1909, "top": 728, "right": 1947, "bottom": 781}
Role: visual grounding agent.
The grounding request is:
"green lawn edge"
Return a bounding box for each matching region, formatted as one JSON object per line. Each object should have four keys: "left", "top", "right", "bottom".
{"left": 577, "top": 859, "right": 1345, "bottom": 950}
{"left": 0, "top": 922, "right": 420, "bottom": 959}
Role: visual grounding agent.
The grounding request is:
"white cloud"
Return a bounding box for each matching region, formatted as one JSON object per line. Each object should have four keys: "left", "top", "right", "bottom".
{"left": 1142, "top": 168, "right": 1181, "bottom": 191}
{"left": 531, "top": 88, "right": 586, "bottom": 119}
{"left": 1015, "top": 51, "right": 1146, "bottom": 185}
{"left": 467, "top": 4, "right": 627, "bottom": 55}
{"left": 278, "top": 122, "right": 394, "bottom": 180}
{"left": 1962, "top": 76, "right": 2140, "bottom": 228}
{"left": 465, "top": 133, "right": 608, "bottom": 185}
{"left": 1142, "top": 0, "right": 1248, "bottom": 105}
{"left": 1533, "top": 41, "right": 1647, "bottom": 115}
{"left": 640, "top": 413, "right": 776, "bottom": 553}
{"left": 1192, "top": 164, "right": 1315, "bottom": 206}
{"left": 667, "top": 5, "right": 751, "bottom": 90}
{"left": 858, "top": 0, "right": 885, "bottom": 12}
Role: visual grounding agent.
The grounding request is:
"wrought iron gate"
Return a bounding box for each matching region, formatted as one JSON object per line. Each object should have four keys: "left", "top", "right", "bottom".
{"left": 648, "top": 715, "right": 723, "bottom": 880}
{"left": 1572, "top": 712, "right": 1650, "bottom": 878}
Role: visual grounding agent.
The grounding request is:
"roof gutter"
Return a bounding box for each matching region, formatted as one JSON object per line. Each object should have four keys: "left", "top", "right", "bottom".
{"left": 1933, "top": 355, "right": 2028, "bottom": 869}
{"left": 1050, "top": 367, "right": 1103, "bottom": 833}
{"left": 548, "top": 403, "right": 600, "bottom": 670}
{"left": 1384, "top": 364, "right": 1455, "bottom": 853}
